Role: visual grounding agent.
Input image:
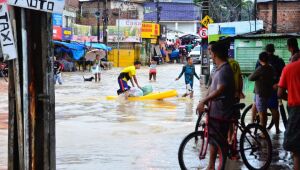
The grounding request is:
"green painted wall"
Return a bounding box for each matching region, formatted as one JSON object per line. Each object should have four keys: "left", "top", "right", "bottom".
{"left": 234, "top": 37, "right": 300, "bottom": 74}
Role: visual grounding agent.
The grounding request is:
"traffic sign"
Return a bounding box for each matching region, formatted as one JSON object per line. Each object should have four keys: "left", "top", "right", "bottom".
{"left": 199, "top": 28, "right": 208, "bottom": 39}
{"left": 200, "top": 15, "right": 214, "bottom": 28}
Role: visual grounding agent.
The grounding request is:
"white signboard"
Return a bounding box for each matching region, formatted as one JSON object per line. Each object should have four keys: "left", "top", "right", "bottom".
{"left": 116, "top": 19, "right": 142, "bottom": 27}
{"left": 8, "top": 0, "right": 65, "bottom": 14}
{"left": 0, "top": 4, "right": 17, "bottom": 60}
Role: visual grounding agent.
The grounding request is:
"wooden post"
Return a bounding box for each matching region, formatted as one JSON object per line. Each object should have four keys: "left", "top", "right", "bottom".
{"left": 21, "top": 8, "right": 29, "bottom": 170}
{"left": 9, "top": 7, "right": 24, "bottom": 170}
{"left": 7, "top": 7, "right": 55, "bottom": 170}
{"left": 8, "top": 60, "right": 17, "bottom": 170}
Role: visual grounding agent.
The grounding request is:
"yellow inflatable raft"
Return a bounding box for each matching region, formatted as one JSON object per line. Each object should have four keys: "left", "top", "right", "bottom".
{"left": 106, "top": 90, "right": 178, "bottom": 101}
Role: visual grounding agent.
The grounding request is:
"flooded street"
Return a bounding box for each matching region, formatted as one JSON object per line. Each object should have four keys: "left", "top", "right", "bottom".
{"left": 0, "top": 64, "right": 293, "bottom": 169}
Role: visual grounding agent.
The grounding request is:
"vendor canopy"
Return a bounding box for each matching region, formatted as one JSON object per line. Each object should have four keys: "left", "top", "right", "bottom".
{"left": 83, "top": 42, "right": 112, "bottom": 51}
{"left": 53, "top": 41, "right": 86, "bottom": 60}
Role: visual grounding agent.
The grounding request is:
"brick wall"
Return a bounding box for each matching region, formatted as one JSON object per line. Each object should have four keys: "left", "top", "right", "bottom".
{"left": 258, "top": 1, "right": 300, "bottom": 33}
{"left": 65, "top": 0, "right": 79, "bottom": 11}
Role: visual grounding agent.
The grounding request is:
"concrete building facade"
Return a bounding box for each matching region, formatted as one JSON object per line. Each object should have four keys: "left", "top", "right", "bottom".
{"left": 143, "top": 2, "right": 200, "bottom": 40}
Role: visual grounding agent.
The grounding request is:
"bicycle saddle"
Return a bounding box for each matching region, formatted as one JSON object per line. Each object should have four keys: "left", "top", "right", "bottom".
{"left": 231, "top": 103, "right": 246, "bottom": 111}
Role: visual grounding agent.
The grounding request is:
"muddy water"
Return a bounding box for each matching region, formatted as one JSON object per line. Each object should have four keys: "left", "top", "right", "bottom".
{"left": 0, "top": 64, "right": 293, "bottom": 169}
{"left": 55, "top": 64, "right": 205, "bottom": 169}
{"left": 0, "top": 80, "right": 8, "bottom": 170}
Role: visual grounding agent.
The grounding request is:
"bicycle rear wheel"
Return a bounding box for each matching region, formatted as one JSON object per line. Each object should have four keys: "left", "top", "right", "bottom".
{"left": 240, "top": 123, "right": 272, "bottom": 170}
{"left": 178, "top": 131, "right": 226, "bottom": 170}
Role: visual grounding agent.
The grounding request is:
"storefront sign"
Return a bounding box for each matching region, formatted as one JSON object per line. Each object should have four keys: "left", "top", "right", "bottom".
{"left": 53, "top": 26, "right": 62, "bottom": 40}
{"left": 8, "top": 0, "right": 65, "bottom": 14}
{"left": 220, "top": 27, "right": 235, "bottom": 35}
{"left": 52, "top": 13, "right": 62, "bottom": 26}
{"left": 141, "top": 23, "right": 160, "bottom": 39}
{"left": 117, "top": 19, "right": 142, "bottom": 27}
{"left": 0, "top": 4, "right": 17, "bottom": 60}
{"left": 62, "top": 27, "right": 72, "bottom": 40}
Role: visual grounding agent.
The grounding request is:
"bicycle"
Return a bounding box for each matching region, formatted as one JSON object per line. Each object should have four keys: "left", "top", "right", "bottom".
{"left": 240, "top": 103, "right": 287, "bottom": 130}
{"left": 178, "top": 103, "right": 272, "bottom": 170}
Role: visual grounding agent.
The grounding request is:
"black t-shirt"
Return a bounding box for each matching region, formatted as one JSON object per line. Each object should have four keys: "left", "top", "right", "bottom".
{"left": 54, "top": 61, "right": 61, "bottom": 75}
{"left": 255, "top": 54, "right": 285, "bottom": 83}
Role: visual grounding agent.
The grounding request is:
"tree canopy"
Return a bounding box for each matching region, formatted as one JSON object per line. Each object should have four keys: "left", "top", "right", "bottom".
{"left": 194, "top": 0, "right": 254, "bottom": 22}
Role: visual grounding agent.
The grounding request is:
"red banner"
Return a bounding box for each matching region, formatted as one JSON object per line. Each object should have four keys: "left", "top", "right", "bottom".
{"left": 53, "top": 26, "right": 62, "bottom": 40}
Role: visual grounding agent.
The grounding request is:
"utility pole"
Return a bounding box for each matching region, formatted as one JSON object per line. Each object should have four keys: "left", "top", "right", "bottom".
{"left": 117, "top": 7, "right": 120, "bottom": 67}
{"left": 200, "top": 0, "right": 210, "bottom": 85}
{"left": 156, "top": 0, "right": 161, "bottom": 45}
{"left": 103, "top": 0, "right": 108, "bottom": 46}
{"left": 97, "top": 0, "right": 100, "bottom": 43}
{"left": 254, "top": 0, "right": 257, "bottom": 31}
{"left": 272, "top": 0, "right": 277, "bottom": 33}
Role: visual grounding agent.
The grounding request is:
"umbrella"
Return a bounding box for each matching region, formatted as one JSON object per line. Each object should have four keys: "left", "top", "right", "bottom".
{"left": 85, "top": 49, "right": 106, "bottom": 61}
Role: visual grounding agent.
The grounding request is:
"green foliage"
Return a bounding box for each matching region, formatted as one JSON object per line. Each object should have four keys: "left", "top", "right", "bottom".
{"left": 195, "top": 0, "right": 254, "bottom": 22}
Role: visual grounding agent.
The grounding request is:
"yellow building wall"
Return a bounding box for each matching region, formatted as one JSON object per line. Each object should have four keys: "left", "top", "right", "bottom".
{"left": 108, "top": 49, "right": 135, "bottom": 67}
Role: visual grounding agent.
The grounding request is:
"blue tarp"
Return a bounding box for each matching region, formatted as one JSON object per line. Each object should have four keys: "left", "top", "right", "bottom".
{"left": 53, "top": 41, "right": 86, "bottom": 60}
{"left": 83, "top": 42, "right": 112, "bottom": 51}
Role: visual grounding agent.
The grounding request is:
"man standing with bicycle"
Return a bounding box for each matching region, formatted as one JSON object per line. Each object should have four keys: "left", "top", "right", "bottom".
{"left": 278, "top": 48, "right": 300, "bottom": 170}
{"left": 197, "top": 41, "right": 235, "bottom": 170}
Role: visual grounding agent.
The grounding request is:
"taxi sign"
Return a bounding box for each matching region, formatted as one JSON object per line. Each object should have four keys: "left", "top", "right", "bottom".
{"left": 200, "top": 15, "right": 214, "bottom": 28}
{"left": 0, "top": 4, "right": 17, "bottom": 60}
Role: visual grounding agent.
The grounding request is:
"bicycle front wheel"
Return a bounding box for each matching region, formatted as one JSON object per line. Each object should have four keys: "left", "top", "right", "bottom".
{"left": 240, "top": 123, "right": 272, "bottom": 170}
{"left": 178, "top": 131, "right": 226, "bottom": 170}
{"left": 241, "top": 104, "right": 273, "bottom": 130}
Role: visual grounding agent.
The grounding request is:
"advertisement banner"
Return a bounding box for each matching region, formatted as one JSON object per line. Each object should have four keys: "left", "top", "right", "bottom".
{"left": 141, "top": 23, "right": 160, "bottom": 39}
{"left": 52, "top": 13, "right": 62, "bottom": 26}
{"left": 72, "top": 21, "right": 141, "bottom": 43}
{"left": 73, "top": 24, "right": 91, "bottom": 36}
{"left": 62, "top": 27, "right": 72, "bottom": 41}
{"left": 111, "top": 19, "right": 141, "bottom": 43}
{"left": 53, "top": 26, "right": 62, "bottom": 40}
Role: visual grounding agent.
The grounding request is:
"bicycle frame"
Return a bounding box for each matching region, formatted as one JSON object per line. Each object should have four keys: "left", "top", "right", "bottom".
{"left": 197, "top": 110, "right": 263, "bottom": 160}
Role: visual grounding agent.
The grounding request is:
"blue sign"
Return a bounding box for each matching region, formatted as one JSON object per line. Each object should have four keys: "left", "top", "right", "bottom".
{"left": 52, "top": 13, "right": 63, "bottom": 26}
{"left": 62, "top": 28, "right": 73, "bottom": 41}
{"left": 220, "top": 27, "right": 236, "bottom": 35}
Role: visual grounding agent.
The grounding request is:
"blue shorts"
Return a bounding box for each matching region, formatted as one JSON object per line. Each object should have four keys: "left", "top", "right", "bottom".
{"left": 255, "top": 94, "right": 268, "bottom": 113}
{"left": 267, "top": 91, "right": 279, "bottom": 109}
{"left": 185, "top": 81, "right": 193, "bottom": 89}
{"left": 118, "top": 79, "right": 131, "bottom": 94}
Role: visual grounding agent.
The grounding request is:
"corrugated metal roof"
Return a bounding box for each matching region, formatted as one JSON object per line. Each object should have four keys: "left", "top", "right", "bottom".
{"left": 235, "top": 33, "right": 300, "bottom": 39}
